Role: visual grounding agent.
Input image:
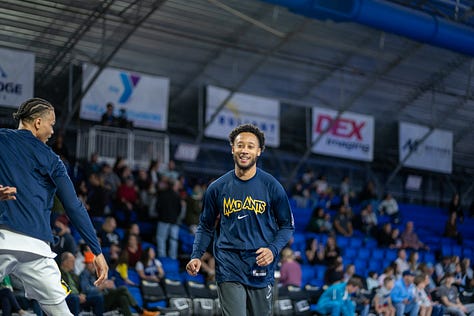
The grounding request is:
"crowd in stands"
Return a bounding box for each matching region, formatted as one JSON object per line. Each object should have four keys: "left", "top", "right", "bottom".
{"left": 280, "top": 170, "right": 474, "bottom": 315}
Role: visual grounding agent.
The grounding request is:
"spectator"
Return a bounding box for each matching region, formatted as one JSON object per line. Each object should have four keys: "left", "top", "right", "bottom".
{"left": 435, "top": 256, "right": 455, "bottom": 285}
{"left": 444, "top": 212, "right": 463, "bottom": 245}
{"left": 324, "top": 257, "right": 344, "bottom": 285}
{"left": 438, "top": 272, "right": 474, "bottom": 316}
{"left": 305, "top": 237, "right": 325, "bottom": 266}
{"left": 123, "top": 233, "right": 142, "bottom": 268}
{"left": 279, "top": 248, "right": 302, "bottom": 287}
{"left": 51, "top": 214, "right": 77, "bottom": 264}
{"left": 414, "top": 273, "right": 433, "bottom": 316}
{"left": 100, "top": 102, "right": 117, "bottom": 126}
{"left": 324, "top": 235, "right": 342, "bottom": 266}
{"left": 378, "top": 193, "right": 401, "bottom": 224}
{"left": 155, "top": 179, "right": 182, "bottom": 259}
{"left": 461, "top": 258, "right": 474, "bottom": 291}
{"left": 51, "top": 133, "right": 70, "bottom": 163}
{"left": 408, "top": 251, "right": 420, "bottom": 274}
{"left": 366, "top": 271, "right": 380, "bottom": 293}
{"left": 117, "top": 108, "right": 133, "bottom": 129}
{"left": 395, "top": 249, "right": 410, "bottom": 277}
{"left": 360, "top": 203, "right": 378, "bottom": 237}
{"left": 185, "top": 184, "right": 204, "bottom": 235}
{"left": 316, "top": 277, "right": 362, "bottom": 316}
{"left": 114, "top": 250, "right": 138, "bottom": 287}
{"left": 116, "top": 176, "right": 140, "bottom": 224}
{"left": 391, "top": 228, "right": 403, "bottom": 249}
{"left": 97, "top": 216, "right": 121, "bottom": 248}
{"left": 314, "top": 174, "right": 329, "bottom": 197}
{"left": 75, "top": 244, "right": 91, "bottom": 275}
{"left": 358, "top": 180, "right": 377, "bottom": 206}
{"left": 306, "top": 206, "right": 333, "bottom": 234}
{"left": 290, "top": 181, "right": 310, "bottom": 208}
{"left": 136, "top": 247, "right": 165, "bottom": 283}
{"left": 401, "top": 221, "right": 429, "bottom": 251}
{"left": 378, "top": 265, "right": 396, "bottom": 288}
{"left": 373, "top": 276, "right": 396, "bottom": 316}
{"left": 333, "top": 205, "right": 353, "bottom": 237}
{"left": 60, "top": 252, "right": 105, "bottom": 316}
{"left": 448, "top": 193, "right": 464, "bottom": 223}
{"left": 101, "top": 163, "right": 121, "bottom": 198}
{"left": 339, "top": 175, "right": 354, "bottom": 198}
{"left": 391, "top": 270, "right": 419, "bottom": 316}
{"left": 79, "top": 251, "right": 158, "bottom": 316}
{"left": 377, "top": 223, "right": 397, "bottom": 248}
{"left": 0, "top": 275, "right": 35, "bottom": 316}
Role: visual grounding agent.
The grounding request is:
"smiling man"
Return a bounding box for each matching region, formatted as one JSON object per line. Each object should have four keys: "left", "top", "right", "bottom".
{"left": 186, "top": 124, "right": 294, "bottom": 316}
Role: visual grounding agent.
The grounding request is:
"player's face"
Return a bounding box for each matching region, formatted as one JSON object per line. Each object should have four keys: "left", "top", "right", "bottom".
{"left": 232, "top": 132, "right": 261, "bottom": 171}
{"left": 35, "top": 110, "right": 55, "bottom": 143}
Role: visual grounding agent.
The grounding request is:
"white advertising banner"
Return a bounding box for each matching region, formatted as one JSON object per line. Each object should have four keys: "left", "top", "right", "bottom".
{"left": 204, "top": 85, "right": 280, "bottom": 147}
{"left": 399, "top": 121, "right": 453, "bottom": 174}
{"left": 80, "top": 63, "right": 169, "bottom": 130}
{"left": 311, "top": 107, "right": 374, "bottom": 161}
{"left": 0, "top": 48, "right": 34, "bottom": 107}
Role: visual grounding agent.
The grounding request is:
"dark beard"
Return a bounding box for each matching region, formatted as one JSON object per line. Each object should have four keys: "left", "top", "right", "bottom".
{"left": 233, "top": 155, "right": 257, "bottom": 171}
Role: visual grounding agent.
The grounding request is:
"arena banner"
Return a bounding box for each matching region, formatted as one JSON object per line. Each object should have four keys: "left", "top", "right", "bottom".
{"left": 80, "top": 63, "right": 169, "bottom": 130}
{"left": 204, "top": 85, "right": 280, "bottom": 147}
{"left": 311, "top": 107, "right": 374, "bottom": 161}
{"left": 0, "top": 47, "right": 34, "bottom": 108}
{"left": 399, "top": 121, "right": 453, "bottom": 174}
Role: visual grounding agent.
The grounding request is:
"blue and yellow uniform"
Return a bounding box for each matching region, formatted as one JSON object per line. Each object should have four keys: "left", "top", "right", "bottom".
{"left": 191, "top": 168, "right": 294, "bottom": 288}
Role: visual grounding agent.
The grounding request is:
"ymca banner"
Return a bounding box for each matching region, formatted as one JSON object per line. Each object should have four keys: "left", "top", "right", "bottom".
{"left": 0, "top": 48, "right": 34, "bottom": 108}
{"left": 80, "top": 63, "right": 169, "bottom": 130}
{"left": 311, "top": 107, "right": 374, "bottom": 161}
{"left": 204, "top": 85, "right": 280, "bottom": 147}
{"left": 399, "top": 121, "right": 453, "bottom": 174}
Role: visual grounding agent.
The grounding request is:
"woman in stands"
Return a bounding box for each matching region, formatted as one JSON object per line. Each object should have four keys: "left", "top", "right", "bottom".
{"left": 136, "top": 247, "right": 165, "bottom": 283}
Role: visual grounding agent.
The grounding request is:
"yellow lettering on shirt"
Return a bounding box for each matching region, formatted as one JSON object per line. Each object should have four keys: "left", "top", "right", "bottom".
{"left": 223, "top": 196, "right": 267, "bottom": 216}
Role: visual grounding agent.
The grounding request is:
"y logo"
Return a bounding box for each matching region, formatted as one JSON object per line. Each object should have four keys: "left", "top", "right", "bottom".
{"left": 119, "top": 72, "right": 140, "bottom": 103}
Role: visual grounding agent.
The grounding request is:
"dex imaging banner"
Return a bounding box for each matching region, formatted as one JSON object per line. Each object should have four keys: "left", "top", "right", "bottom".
{"left": 205, "top": 85, "right": 280, "bottom": 147}
{"left": 0, "top": 48, "right": 34, "bottom": 107}
{"left": 399, "top": 122, "right": 453, "bottom": 174}
{"left": 80, "top": 63, "right": 169, "bottom": 130}
{"left": 311, "top": 107, "right": 374, "bottom": 161}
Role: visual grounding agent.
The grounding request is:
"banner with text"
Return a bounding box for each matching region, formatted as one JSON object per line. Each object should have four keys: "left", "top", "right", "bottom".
{"left": 0, "top": 48, "right": 34, "bottom": 107}
{"left": 80, "top": 63, "right": 169, "bottom": 130}
{"left": 311, "top": 107, "right": 374, "bottom": 161}
{"left": 205, "top": 85, "right": 280, "bottom": 147}
{"left": 399, "top": 121, "right": 452, "bottom": 174}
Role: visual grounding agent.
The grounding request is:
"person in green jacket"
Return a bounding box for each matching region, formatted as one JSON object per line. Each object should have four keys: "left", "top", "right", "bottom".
{"left": 316, "top": 277, "right": 362, "bottom": 316}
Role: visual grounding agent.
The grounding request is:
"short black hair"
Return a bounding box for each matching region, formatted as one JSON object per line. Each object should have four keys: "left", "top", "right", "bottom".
{"left": 228, "top": 124, "right": 265, "bottom": 151}
{"left": 13, "top": 98, "right": 54, "bottom": 123}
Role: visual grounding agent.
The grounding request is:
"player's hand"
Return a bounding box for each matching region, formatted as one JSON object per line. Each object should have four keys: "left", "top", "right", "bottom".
{"left": 186, "top": 258, "right": 201, "bottom": 276}
{"left": 0, "top": 185, "right": 17, "bottom": 201}
{"left": 256, "top": 247, "right": 274, "bottom": 267}
{"left": 93, "top": 253, "right": 109, "bottom": 287}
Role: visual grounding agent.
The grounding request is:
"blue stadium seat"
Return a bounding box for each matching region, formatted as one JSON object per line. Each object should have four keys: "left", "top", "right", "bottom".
{"left": 372, "top": 248, "right": 384, "bottom": 260}
{"left": 349, "top": 237, "right": 363, "bottom": 248}
{"left": 357, "top": 248, "right": 371, "bottom": 260}
{"left": 344, "top": 248, "right": 358, "bottom": 259}
{"left": 336, "top": 236, "right": 349, "bottom": 248}
{"left": 314, "top": 264, "right": 326, "bottom": 281}
{"left": 301, "top": 264, "right": 315, "bottom": 286}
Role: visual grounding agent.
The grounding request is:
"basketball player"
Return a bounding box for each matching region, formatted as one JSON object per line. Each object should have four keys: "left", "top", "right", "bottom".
{"left": 186, "top": 124, "right": 294, "bottom": 316}
{"left": 0, "top": 98, "right": 108, "bottom": 315}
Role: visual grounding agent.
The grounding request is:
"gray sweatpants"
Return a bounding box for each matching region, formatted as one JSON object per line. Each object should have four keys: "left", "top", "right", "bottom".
{"left": 217, "top": 282, "right": 273, "bottom": 316}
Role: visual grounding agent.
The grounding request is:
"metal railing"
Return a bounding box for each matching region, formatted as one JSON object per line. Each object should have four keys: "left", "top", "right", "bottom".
{"left": 76, "top": 125, "right": 169, "bottom": 169}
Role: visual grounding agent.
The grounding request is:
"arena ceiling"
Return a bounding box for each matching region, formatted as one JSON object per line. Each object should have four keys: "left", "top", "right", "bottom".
{"left": 1, "top": 0, "right": 474, "bottom": 183}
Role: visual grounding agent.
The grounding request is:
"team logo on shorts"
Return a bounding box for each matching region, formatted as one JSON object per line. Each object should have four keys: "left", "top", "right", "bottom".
{"left": 61, "top": 279, "right": 71, "bottom": 296}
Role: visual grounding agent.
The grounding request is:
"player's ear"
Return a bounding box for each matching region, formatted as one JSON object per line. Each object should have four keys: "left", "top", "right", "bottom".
{"left": 257, "top": 148, "right": 261, "bottom": 157}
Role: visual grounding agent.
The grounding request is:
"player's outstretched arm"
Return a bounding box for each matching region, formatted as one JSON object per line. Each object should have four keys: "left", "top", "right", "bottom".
{"left": 93, "top": 253, "right": 109, "bottom": 286}
{"left": 0, "top": 185, "right": 17, "bottom": 201}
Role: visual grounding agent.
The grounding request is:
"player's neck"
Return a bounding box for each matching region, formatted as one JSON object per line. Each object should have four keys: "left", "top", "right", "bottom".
{"left": 234, "top": 165, "right": 257, "bottom": 181}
